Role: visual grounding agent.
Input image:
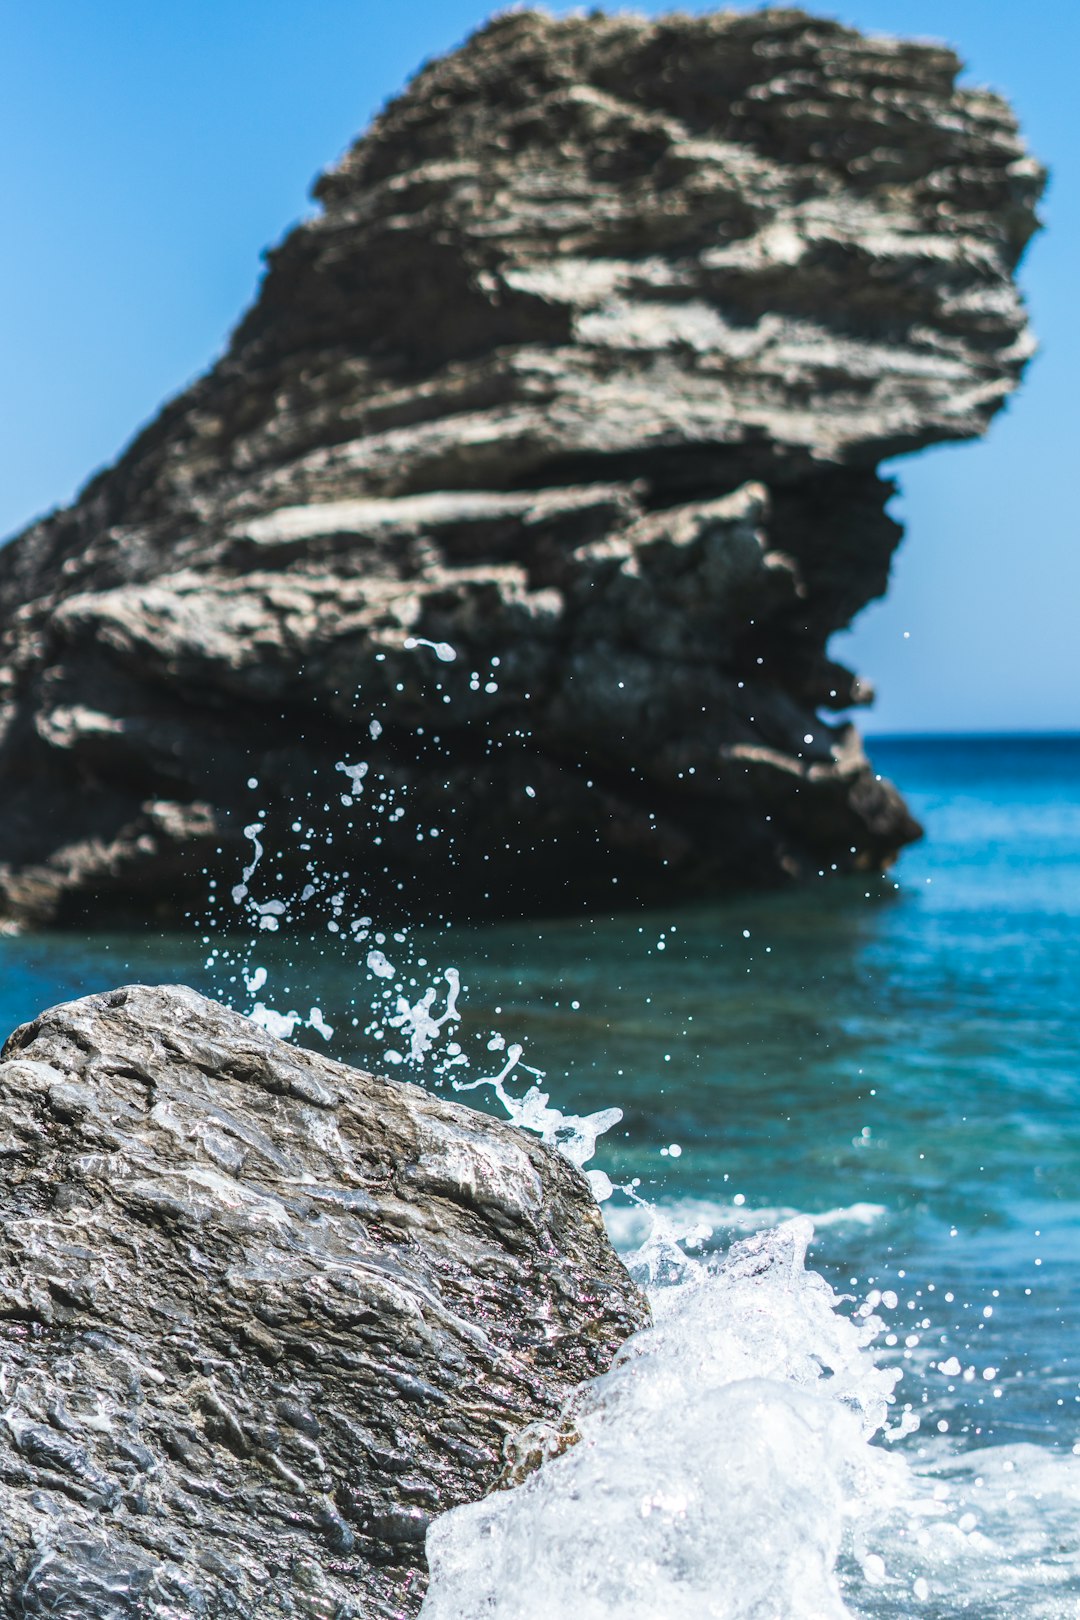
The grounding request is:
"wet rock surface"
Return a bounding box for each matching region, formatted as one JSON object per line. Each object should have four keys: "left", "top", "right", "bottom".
{"left": 0, "top": 8, "right": 1042, "bottom": 924}
{"left": 0, "top": 982, "right": 646, "bottom": 1616}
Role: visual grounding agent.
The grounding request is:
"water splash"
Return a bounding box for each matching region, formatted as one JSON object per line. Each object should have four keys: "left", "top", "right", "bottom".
{"left": 197, "top": 683, "right": 1080, "bottom": 1618}
{"left": 420, "top": 1195, "right": 1080, "bottom": 1618}
{"left": 386, "top": 968, "right": 462, "bottom": 1064}
{"left": 335, "top": 758, "right": 368, "bottom": 804}
{"left": 605, "top": 1195, "right": 889, "bottom": 1255}
{"left": 453, "top": 1044, "right": 622, "bottom": 1202}
{"left": 241, "top": 965, "right": 333, "bottom": 1042}
{"left": 404, "top": 635, "right": 457, "bottom": 662}
{"left": 230, "top": 820, "right": 265, "bottom": 906}
{"left": 207, "top": 765, "right": 623, "bottom": 1197}
{"left": 366, "top": 948, "right": 395, "bottom": 980}
{"left": 419, "top": 1219, "right": 907, "bottom": 1620}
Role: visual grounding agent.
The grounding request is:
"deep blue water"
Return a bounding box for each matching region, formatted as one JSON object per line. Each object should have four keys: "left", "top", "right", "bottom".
{"left": 2, "top": 734, "right": 1078, "bottom": 1457}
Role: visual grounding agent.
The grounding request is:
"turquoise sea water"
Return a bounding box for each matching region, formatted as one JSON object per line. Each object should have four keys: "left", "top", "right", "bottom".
{"left": 3, "top": 734, "right": 1079, "bottom": 1607}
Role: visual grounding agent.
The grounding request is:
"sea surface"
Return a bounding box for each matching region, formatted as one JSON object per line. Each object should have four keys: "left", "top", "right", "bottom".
{"left": 2, "top": 733, "right": 1079, "bottom": 1616}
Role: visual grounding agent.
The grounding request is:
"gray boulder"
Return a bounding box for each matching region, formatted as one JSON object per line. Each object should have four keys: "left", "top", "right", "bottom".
{"left": 0, "top": 983, "right": 646, "bottom": 1616}
{"left": 0, "top": 8, "right": 1043, "bottom": 924}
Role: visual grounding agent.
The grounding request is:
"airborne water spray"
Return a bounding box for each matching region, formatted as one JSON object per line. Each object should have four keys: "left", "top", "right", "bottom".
{"left": 201, "top": 636, "right": 627, "bottom": 1198}
{"left": 197, "top": 640, "right": 1080, "bottom": 1620}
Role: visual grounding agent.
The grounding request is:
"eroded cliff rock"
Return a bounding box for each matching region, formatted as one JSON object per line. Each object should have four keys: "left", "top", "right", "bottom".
{"left": 0, "top": 983, "right": 646, "bottom": 1616}
{"left": 0, "top": 8, "right": 1043, "bottom": 924}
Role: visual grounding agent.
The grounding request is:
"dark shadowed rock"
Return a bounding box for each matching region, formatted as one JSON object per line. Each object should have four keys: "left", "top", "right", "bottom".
{"left": 0, "top": 983, "right": 646, "bottom": 1617}
{"left": 0, "top": 8, "right": 1043, "bottom": 925}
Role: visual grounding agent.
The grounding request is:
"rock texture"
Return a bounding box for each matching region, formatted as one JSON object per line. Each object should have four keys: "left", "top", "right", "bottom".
{"left": 0, "top": 982, "right": 646, "bottom": 1617}
{"left": 0, "top": 8, "right": 1043, "bottom": 924}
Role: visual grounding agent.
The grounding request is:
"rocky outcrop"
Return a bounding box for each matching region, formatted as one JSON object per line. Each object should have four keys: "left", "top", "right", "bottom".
{"left": 0, "top": 8, "right": 1042, "bottom": 924}
{"left": 0, "top": 983, "right": 646, "bottom": 1617}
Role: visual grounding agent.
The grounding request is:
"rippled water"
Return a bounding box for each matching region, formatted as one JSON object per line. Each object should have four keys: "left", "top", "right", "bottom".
{"left": 2, "top": 733, "right": 1078, "bottom": 1614}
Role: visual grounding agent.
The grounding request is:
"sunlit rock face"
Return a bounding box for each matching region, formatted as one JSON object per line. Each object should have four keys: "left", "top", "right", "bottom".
{"left": 0, "top": 983, "right": 646, "bottom": 1616}
{"left": 0, "top": 8, "right": 1042, "bottom": 924}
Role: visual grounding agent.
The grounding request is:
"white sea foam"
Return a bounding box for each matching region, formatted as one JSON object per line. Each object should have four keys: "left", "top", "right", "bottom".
{"left": 859, "top": 1440, "right": 1080, "bottom": 1617}
{"left": 420, "top": 1218, "right": 908, "bottom": 1620}
{"left": 604, "top": 1196, "right": 888, "bottom": 1253}
{"left": 419, "top": 1216, "right": 1080, "bottom": 1619}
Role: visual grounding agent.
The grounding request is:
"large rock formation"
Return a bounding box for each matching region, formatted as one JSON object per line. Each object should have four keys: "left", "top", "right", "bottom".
{"left": 0, "top": 8, "right": 1042, "bottom": 925}
{"left": 0, "top": 983, "right": 646, "bottom": 1616}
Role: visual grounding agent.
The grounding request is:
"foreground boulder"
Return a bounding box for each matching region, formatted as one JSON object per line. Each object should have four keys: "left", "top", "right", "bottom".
{"left": 0, "top": 983, "right": 646, "bottom": 1617}
{"left": 0, "top": 8, "right": 1043, "bottom": 924}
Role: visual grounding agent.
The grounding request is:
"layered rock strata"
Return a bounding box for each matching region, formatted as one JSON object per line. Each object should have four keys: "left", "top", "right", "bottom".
{"left": 0, "top": 8, "right": 1043, "bottom": 924}
{"left": 0, "top": 983, "right": 646, "bottom": 1616}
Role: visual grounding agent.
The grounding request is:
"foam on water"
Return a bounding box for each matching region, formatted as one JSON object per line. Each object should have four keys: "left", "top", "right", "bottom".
{"left": 859, "top": 1441, "right": 1080, "bottom": 1618}
{"left": 605, "top": 1196, "right": 889, "bottom": 1252}
{"left": 419, "top": 1215, "right": 1080, "bottom": 1620}
{"left": 420, "top": 1217, "right": 907, "bottom": 1620}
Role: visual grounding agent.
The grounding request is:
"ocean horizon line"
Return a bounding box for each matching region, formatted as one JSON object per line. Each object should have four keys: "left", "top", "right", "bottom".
{"left": 866, "top": 729, "right": 1080, "bottom": 743}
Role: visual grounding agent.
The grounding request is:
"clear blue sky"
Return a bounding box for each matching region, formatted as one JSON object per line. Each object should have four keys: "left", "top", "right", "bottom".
{"left": 2, "top": 2, "right": 1076, "bottom": 734}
